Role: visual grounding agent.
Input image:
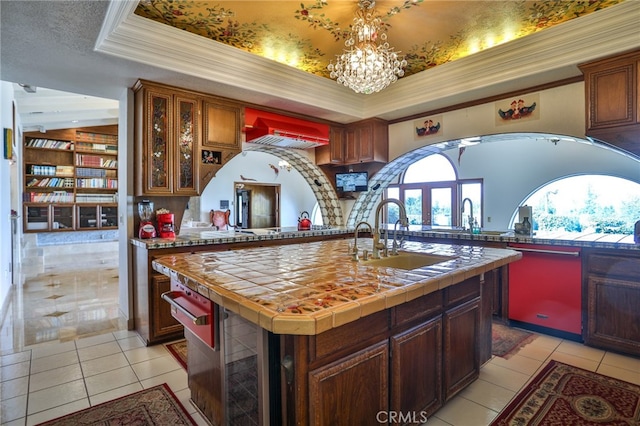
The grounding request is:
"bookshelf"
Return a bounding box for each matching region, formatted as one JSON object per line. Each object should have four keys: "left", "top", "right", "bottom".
{"left": 22, "top": 126, "right": 119, "bottom": 233}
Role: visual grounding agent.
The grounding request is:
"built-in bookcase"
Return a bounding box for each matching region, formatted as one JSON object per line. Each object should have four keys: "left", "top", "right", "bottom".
{"left": 22, "top": 125, "right": 119, "bottom": 232}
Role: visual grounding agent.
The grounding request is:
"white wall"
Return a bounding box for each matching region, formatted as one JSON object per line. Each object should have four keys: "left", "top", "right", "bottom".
{"left": 0, "top": 82, "right": 14, "bottom": 311}
{"left": 442, "top": 138, "right": 640, "bottom": 230}
{"left": 198, "top": 150, "right": 318, "bottom": 228}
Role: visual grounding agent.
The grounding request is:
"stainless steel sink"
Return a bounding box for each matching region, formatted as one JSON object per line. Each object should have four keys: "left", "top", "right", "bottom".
{"left": 361, "top": 252, "right": 455, "bottom": 270}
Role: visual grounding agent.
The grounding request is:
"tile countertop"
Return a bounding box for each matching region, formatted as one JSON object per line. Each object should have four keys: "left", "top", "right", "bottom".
{"left": 151, "top": 240, "right": 521, "bottom": 336}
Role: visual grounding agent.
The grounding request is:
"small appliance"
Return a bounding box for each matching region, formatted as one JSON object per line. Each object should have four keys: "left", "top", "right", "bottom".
{"left": 138, "top": 200, "right": 156, "bottom": 239}
{"left": 298, "top": 211, "right": 312, "bottom": 231}
{"left": 157, "top": 211, "right": 176, "bottom": 238}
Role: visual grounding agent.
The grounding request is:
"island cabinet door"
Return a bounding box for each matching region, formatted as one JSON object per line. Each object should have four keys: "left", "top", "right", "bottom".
{"left": 390, "top": 316, "right": 443, "bottom": 421}
{"left": 443, "top": 297, "right": 480, "bottom": 401}
{"left": 308, "top": 340, "right": 389, "bottom": 425}
{"left": 150, "top": 275, "right": 182, "bottom": 340}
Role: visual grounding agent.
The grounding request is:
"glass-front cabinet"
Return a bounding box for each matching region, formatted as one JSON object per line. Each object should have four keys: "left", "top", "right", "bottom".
{"left": 77, "top": 204, "right": 118, "bottom": 230}
{"left": 134, "top": 81, "right": 199, "bottom": 196}
{"left": 52, "top": 205, "right": 74, "bottom": 230}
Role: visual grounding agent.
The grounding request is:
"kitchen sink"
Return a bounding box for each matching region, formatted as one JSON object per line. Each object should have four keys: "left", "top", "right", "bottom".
{"left": 361, "top": 252, "right": 455, "bottom": 270}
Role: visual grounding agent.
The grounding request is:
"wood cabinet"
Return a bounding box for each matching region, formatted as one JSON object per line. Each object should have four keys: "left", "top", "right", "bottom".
{"left": 390, "top": 316, "right": 443, "bottom": 420}
{"left": 134, "top": 80, "right": 243, "bottom": 196}
{"left": 76, "top": 204, "right": 118, "bottom": 230}
{"left": 22, "top": 126, "right": 118, "bottom": 233}
{"left": 316, "top": 119, "right": 388, "bottom": 166}
{"left": 309, "top": 341, "right": 389, "bottom": 425}
{"left": 443, "top": 298, "right": 480, "bottom": 400}
{"left": 315, "top": 126, "right": 345, "bottom": 165}
{"left": 150, "top": 274, "right": 183, "bottom": 340}
{"left": 583, "top": 250, "right": 640, "bottom": 356}
{"left": 134, "top": 81, "right": 200, "bottom": 196}
{"left": 281, "top": 274, "right": 486, "bottom": 425}
{"left": 579, "top": 49, "right": 640, "bottom": 156}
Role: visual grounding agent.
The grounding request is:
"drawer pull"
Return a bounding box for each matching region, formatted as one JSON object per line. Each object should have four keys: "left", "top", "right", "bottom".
{"left": 536, "top": 313, "right": 549, "bottom": 319}
{"left": 161, "top": 291, "right": 209, "bottom": 326}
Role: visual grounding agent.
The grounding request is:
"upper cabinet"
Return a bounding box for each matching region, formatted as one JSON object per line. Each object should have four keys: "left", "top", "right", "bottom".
{"left": 133, "top": 80, "right": 242, "bottom": 196}
{"left": 316, "top": 118, "right": 388, "bottom": 166}
{"left": 579, "top": 49, "right": 640, "bottom": 156}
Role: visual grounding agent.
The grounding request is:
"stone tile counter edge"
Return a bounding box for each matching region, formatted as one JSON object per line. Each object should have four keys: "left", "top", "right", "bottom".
{"left": 151, "top": 240, "right": 521, "bottom": 336}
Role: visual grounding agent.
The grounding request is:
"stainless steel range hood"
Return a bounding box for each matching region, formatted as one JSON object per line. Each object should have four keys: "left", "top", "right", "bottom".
{"left": 244, "top": 108, "right": 329, "bottom": 149}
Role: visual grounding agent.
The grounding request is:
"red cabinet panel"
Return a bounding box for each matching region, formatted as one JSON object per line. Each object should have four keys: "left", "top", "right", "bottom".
{"left": 508, "top": 244, "right": 582, "bottom": 335}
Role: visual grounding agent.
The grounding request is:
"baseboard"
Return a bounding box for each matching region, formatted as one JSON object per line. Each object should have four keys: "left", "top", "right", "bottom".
{"left": 508, "top": 319, "right": 583, "bottom": 342}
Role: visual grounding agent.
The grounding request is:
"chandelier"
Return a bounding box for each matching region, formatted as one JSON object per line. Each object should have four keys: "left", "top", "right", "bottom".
{"left": 328, "top": 0, "right": 407, "bottom": 95}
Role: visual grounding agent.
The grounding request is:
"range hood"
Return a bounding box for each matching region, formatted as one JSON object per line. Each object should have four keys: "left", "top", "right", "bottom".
{"left": 244, "top": 108, "right": 329, "bottom": 149}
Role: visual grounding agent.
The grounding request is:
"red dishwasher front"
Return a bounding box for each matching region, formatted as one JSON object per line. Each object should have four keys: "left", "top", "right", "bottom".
{"left": 161, "top": 279, "right": 215, "bottom": 347}
{"left": 508, "top": 244, "right": 582, "bottom": 337}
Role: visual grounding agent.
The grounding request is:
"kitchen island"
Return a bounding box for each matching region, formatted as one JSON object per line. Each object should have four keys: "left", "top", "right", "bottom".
{"left": 152, "top": 239, "right": 521, "bottom": 425}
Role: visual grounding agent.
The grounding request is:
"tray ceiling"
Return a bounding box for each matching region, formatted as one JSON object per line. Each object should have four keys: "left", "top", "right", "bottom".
{"left": 134, "top": 0, "right": 624, "bottom": 79}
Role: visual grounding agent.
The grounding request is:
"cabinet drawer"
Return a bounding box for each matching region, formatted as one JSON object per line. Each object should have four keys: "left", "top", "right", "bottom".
{"left": 587, "top": 253, "right": 640, "bottom": 280}
{"left": 444, "top": 277, "right": 480, "bottom": 308}
{"left": 393, "top": 290, "right": 442, "bottom": 327}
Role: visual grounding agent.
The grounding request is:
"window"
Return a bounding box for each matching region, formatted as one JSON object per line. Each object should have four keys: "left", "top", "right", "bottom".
{"left": 518, "top": 175, "right": 640, "bottom": 234}
{"left": 385, "top": 154, "right": 482, "bottom": 228}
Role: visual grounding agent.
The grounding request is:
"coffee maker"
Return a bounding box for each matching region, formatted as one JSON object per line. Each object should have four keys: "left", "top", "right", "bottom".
{"left": 157, "top": 211, "right": 176, "bottom": 238}
{"left": 138, "top": 200, "right": 157, "bottom": 239}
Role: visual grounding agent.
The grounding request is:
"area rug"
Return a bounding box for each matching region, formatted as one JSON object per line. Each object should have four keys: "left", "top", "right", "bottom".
{"left": 36, "top": 383, "right": 196, "bottom": 425}
{"left": 166, "top": 339, "right": 188, "bottom": 370}
{"left": 490, "top": 360, "right": 640, "bottom": 425}
{"left": 492, "top": 322, "right": 537, "bottom": 358}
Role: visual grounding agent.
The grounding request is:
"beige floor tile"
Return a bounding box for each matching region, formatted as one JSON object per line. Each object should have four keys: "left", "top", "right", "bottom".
{"left": 513, "top": 343, "right": 555, "bottom": 361}
{"left": 0, "top": 351, "right": 30, "bottom": 366}
{"left": 25, "top": 398, "right": 90, "bottom": 426}
{"left": 74, "top": 332, "right": 116, "bottom": 349}
{"left": 81, "top": 352, "right": 130, "bottom": 377}
{"left": 528, "top": 333, "right": 562, "bottom": 349}
{"left": 555, "top": 340, "right": 605, "bottom": 362}
{"left": 433, "top": 394, "right": 498, "bottom": 426}
{"left": 601, "top": 351, "right": 640, "bottom": 372}
{"left": 116, "top": 335, "right": 145, "bottom": 351}
{"left": 30, "top": 350, "right": 79, "bottom": 374}
{"left": 84, "top": 365, "right": 139, "bottom": 396}
{"left": 131, "top": 354, "right": 182, "bottom": 381}
{"left": 1, "top": 360, "right": 30, "bottom": 382}
{"left": 29, "top": 363, "right": 83, "bottom": 392}
{"left": 141, "top": 368, "right": 189, "bottom": 393}
{"left": 1, "top": 376, "right": 29, "bottom": 400}
{"left": 1, "top": 395, "right": 27, "bottom": 424}
{"left": 547, "top": 352, "right": 599, "bottom": 371}
{"left": 89, "top": 382, "right": 144, "bottom": 406}
{"left": 459, "top": 378, "right": 517, "bottom": 412}
{"left": 123, "top": 345, "right": 169, "bottom": 364}
{"left": 597, "top": 363, "right": 640, "bottom": 386}
{"left": 27, "top": 379, "right": 87, "bottom": 415}
{"left": 479, "top": 362, "right": 531, "bottom": 392}
{"left": 29, "top": 341, "right": 76, "bottom": 359}
{"left": 488, "top": 353, "right": 544, "bottom": 376}
{"left": 77, "top": 340, "right": 121, "bottom": 362}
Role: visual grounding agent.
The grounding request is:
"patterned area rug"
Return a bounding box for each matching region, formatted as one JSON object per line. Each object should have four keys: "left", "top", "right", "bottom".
{"left": 36, "top": 383, "right": 196, "bottom": 425}
{"left": 166, "top": 339, "right": 188, "bottom": 370}
{"left": 492, "top": 322, "right": 536, "bottom": 358}
{"left": 491, "top": 360, "right": 640, "bottom": 425}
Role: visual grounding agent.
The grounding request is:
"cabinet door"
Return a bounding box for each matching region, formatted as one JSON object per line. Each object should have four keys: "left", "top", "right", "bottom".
{"left": 52, "top": 205, "right": 75, "bottom": 230}
{"left": 443, "top": 298, "right": 480, "bottom": 401}
{"left": 357, "top": 123, "right": 374, "bottom": 162}
{"left": 100, "top": 205, "right": 118, "bottom": 228}
{"left": 151, "top": 274, "right": 183, "bottom": 339}
{"left": 173, "top": 96, "right": 199, "bottom": 195}
{"left": 143, "top": 90, "right": 174, "bottom": 194}
{"left": 25, "top": 204, "right": 50, "bottom": 231}
{"left": 77, "top": 205, "right": 99, "bottom": 229}
{"left": 585, "top": 275, "right": 640, "bottom": 356}
{"left": 202, "top": 100, "right": 241, "bottom": 150}
{"left": 309, "top": 341, "right": 388, "bottom": 425}
{"left": 584, "top": 59, "right": 637, "bottom": 130}
{"left": 343, "top": 128, "right": 358, "bottom": 164}
{"left": 391, "top": 316, "right": 443, "bottom": 419}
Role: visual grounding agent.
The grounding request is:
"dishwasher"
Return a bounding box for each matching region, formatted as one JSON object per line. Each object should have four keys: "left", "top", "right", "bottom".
{"left": 507, "top": 244, "right": 582, "bottom": 340}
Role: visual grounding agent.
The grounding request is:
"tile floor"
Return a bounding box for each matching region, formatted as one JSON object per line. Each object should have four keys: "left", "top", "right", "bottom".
{"left": 1, "top": 242, "right": 639, "bottom": 425}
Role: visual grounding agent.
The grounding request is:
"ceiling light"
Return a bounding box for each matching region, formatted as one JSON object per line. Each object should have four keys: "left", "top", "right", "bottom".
{"left": 328, "top": 0, "right": 406, "bottom": 95}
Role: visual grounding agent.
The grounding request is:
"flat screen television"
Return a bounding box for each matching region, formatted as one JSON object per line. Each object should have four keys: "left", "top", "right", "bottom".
{"left": 336, "top": 171, "right": 368, "bottom": 192}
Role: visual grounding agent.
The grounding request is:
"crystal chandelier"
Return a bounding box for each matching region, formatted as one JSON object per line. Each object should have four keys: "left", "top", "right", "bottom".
{"left": 328, "top": 0, "right": 407, "bottom": 95}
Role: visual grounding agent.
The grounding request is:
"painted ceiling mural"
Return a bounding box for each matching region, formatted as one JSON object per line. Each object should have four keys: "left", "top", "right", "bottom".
{"left": 135, "top": 0, "right": 624, "bottom": 79}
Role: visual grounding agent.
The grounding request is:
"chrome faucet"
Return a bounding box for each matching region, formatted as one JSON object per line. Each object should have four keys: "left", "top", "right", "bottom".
{"left": 461, "top": 197, "right": 474, "bottom": 233}
{"left": 373, "top": 199, "right": 408, "bottom": 259}
{"left": 352, "top": 221, "right": 372, "bottom": 261}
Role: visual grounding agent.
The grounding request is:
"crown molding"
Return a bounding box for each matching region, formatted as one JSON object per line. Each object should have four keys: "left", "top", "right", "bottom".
{"left": 96, "top": 1, "right": 639, "bottom": 123}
